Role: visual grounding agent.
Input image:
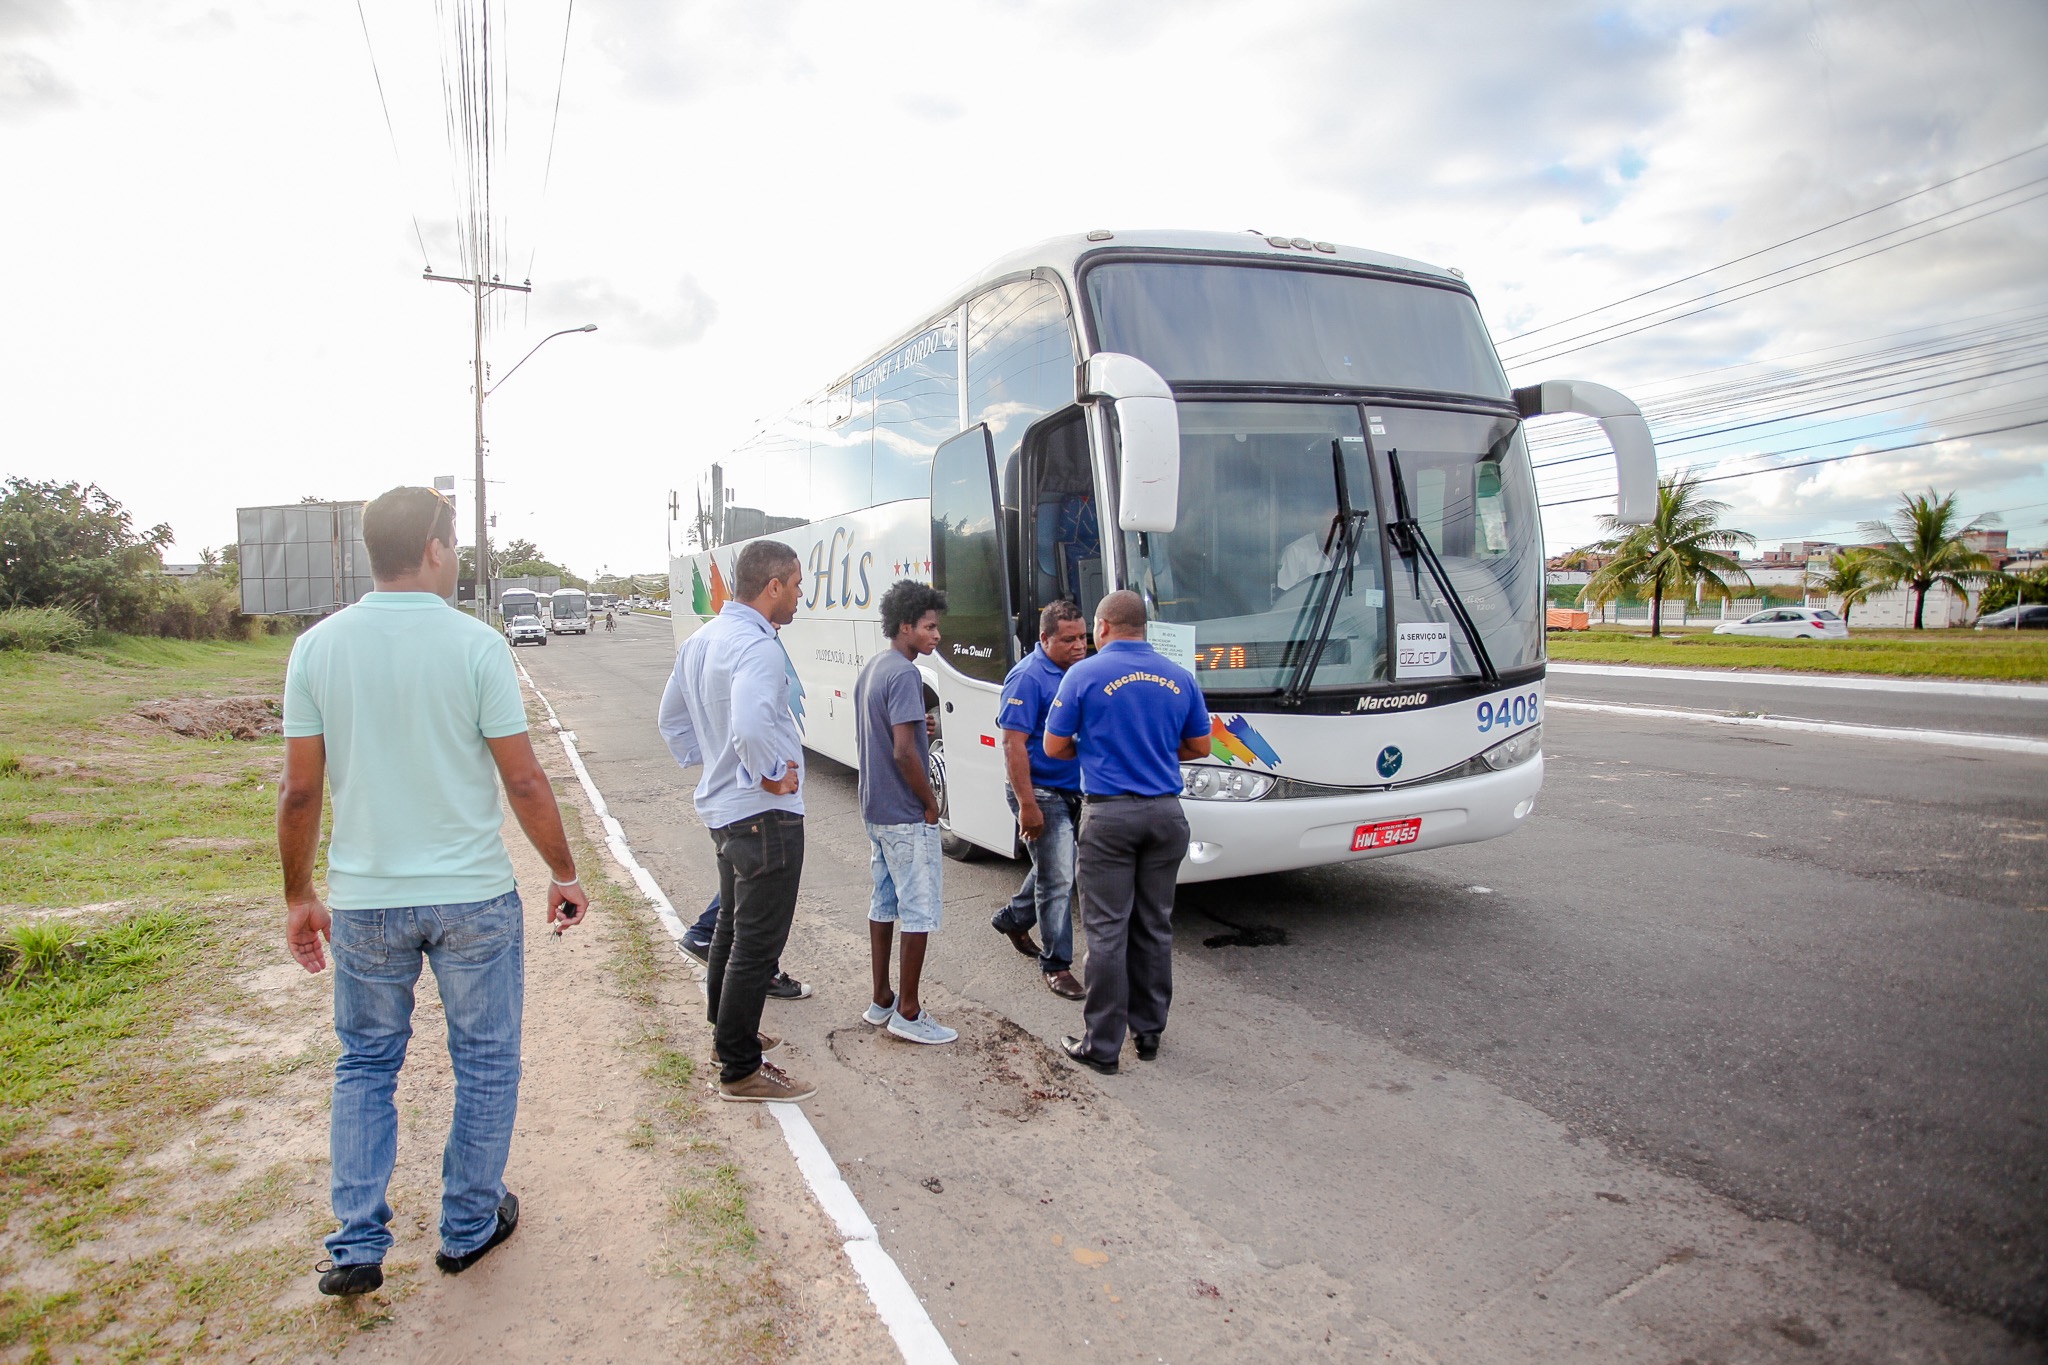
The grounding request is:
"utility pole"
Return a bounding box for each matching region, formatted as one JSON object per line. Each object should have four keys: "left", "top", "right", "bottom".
{"left": 424, "top": 270, "right": 532, "bottom": 620}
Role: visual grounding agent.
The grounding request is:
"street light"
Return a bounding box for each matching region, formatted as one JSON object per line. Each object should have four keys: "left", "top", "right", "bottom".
{"left": 471, "top": 324, "right": 597, "bottom": 619}
{"left": 487, "top": 324, "right": 599, "bottom": 399}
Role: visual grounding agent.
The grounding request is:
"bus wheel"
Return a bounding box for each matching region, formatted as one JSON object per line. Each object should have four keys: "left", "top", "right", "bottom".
{"left": 926, "top": 726, "right": 981, "bottom": 862}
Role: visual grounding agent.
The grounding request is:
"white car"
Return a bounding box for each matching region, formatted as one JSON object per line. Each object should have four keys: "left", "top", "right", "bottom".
{"left": 1713, "top": 607, "right": 1849, "bottom": 639}
{"left": 505, "top": 614, "right": 548, "bottom": 647}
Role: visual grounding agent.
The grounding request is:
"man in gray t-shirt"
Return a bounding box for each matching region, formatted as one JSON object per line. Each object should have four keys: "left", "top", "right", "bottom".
{"left": 853, "top": 579, "right": 954, "bottom": 1046}
{"left": 857, "top": 650, "right": 929, "bottom": 825}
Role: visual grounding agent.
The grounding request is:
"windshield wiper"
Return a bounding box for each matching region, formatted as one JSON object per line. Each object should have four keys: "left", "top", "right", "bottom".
{"left": 1280, "top": 440, "right": 1373, "bottom": 706}
{"left": 1386, "top": 449, "right": 1499, "bottom": 686}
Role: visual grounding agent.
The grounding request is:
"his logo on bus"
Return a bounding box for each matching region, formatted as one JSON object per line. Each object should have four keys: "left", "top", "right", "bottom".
{"left": 1209, "top": 715, "right": 1282, "bottom": 769}
{"left": 805, "top": 527, "right": 874, "bottom": 610}
{"left": 1377, "top": 745, "right": 1403, "bottom": 779}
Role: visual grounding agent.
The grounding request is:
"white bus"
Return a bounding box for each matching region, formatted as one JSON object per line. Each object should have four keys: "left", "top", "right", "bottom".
{"left": 670, "top": 230, "right": 1653, "bottom": 882}
{"left": 499, "top": 588, "right": 541, "bottom": 624}
{"left": 548, "top": 588, "right": 589, "bottom": 635}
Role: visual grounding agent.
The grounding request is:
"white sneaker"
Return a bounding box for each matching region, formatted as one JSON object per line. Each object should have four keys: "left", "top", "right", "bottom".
{"left": 887, "top": 1010, "right": 958, "bottom": 1045}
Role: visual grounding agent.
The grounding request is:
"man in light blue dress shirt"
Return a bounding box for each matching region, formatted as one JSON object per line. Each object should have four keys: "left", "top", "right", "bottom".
{"left": 658, "top": 540, "right": 816, "bottom": 1103}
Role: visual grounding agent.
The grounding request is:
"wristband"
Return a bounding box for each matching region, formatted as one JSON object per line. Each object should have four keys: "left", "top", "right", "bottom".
{"left": 551, "top": 874, "right": 580, "bottom": 887}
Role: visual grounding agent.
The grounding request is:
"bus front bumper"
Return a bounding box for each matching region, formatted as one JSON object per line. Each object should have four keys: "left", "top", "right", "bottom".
{"left": 1176, "top": 756, "right": 1544, "bottom": 884}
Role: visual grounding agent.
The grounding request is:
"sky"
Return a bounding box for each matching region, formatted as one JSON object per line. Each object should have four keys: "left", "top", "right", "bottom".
{"left": 3, "top": 0, "right": 2045, "bottom": 577}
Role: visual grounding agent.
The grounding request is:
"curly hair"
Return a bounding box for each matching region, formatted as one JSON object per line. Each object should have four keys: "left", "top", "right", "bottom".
{"left": 879, "top": 578, "right": 947, "bottom": 640}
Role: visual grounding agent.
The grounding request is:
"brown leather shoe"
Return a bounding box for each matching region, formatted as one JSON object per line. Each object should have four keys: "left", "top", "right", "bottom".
{"left": 993, "top": 918, "right": 1040, "bottom": 958}
{"left": 719, "top": 1060, "right": 816, "bottom": 1103}
{"left": 1044, "top": 970, "right": 1084, "bottom": 1000}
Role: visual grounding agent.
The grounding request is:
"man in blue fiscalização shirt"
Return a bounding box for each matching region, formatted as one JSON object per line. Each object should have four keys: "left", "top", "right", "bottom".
{"left": 1044, "top": 590, "right": 1211, "bottom": 1074}
{"left": 991, "top": 599, "right": 1090, "bottom": 999}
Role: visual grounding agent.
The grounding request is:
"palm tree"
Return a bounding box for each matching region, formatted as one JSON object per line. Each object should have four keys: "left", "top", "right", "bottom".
{"left": 1581, "top": 473, "right": 1755, "bottom": 638}
{"left": 1857, "top": 489, "right": 1997, "bottom": 629}
{"left": 1805, "top": 547, "right": 1880, "bottom": 627}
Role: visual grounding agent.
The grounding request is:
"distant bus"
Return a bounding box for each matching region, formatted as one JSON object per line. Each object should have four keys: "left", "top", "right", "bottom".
{"left": 499, "top": 588, "right": 540, "bottom": 623}
{"left": 548, "top": 588, "right": 589, "bottom": 635}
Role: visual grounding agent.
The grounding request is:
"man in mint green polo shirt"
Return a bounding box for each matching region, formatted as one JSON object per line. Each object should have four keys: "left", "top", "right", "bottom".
{"left": 278, "top": 486, "right": 589, "bottom": 1298}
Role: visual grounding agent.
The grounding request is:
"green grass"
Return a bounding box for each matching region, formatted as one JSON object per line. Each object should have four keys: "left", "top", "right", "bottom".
{"left": 1546, "top": 625, "right": 2048, "bottom": 680}
{"left": 0, "top": 633, "right": 377, "bottom": 1361}
{"left": 0, "top": 634, "right": 299, "bottom": 906}
{"left": 0, "top": 912, "right": 202, "bottom": 1146}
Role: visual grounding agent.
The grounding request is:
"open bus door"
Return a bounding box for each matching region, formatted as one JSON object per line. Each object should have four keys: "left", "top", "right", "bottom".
{"left": 927, "top": 425, "right": 1019, "bottom": 859}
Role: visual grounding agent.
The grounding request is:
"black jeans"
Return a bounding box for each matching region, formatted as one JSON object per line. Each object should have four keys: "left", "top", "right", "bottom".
{"left": 1075, "top": 796, "right": 1189, "bottom": 1063}
{"left": 706, "top": 809, "right": 804, "bottom": 1084}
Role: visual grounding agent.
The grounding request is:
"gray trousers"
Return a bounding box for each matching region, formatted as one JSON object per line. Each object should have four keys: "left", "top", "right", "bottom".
{"left": 1076, "top": 796, "right": 1190, "bottom": 1062}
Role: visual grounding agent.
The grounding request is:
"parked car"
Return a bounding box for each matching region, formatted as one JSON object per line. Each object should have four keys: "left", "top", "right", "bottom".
{"left": 1974, "top": 604, "right": 2048, "bottom": 630}
{"left": 1712, "top": 607, "right": 1849, "bottom": 639}
{"left": 505, "top": 614, "right": 548, "bottom": 647}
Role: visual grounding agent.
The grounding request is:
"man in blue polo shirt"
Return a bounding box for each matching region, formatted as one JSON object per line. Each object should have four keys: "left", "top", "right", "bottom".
{"left": 991, "top": 600, "right": 1090, "bottom": 998}
{"left": 1043, "top": 590, "right": 1211, "bottom": 1074}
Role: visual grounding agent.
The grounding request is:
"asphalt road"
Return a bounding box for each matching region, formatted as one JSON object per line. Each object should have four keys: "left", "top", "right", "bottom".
{"left": 520, "top": 618, "right": 2047, "bottom": 1360}
{"left": 1548, "top": 662, "right": 2048, "bottom": 741}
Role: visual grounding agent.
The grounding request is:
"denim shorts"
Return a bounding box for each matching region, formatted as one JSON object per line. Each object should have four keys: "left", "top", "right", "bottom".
{"left": 866, "top": 821, "right": 943, "bottom": 933}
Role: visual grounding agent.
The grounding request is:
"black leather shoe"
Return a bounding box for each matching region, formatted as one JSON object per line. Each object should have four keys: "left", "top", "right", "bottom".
{"left": 1134, "top": 1032, "right": 1161, "bottom": 1061}
{"left": 436, "top": 1191, "right": 519, "bottom": 1274}
{"left": 1060, "top": 1035, "right": 1118, "bottom": 1075}
{"left": 316, "top": 1260, "right": 383, "bottom": 1296}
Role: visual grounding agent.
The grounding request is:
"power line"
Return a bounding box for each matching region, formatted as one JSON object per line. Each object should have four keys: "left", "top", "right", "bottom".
{"left": 1538, "top": 418, "right": 2048, "bottom": 508}
{"left": 1502, "top": 183, "right": 2048, "bottom": 368}
{"left": 352, "top": 0, "right": 433, "bottom": 269}
{"left": 524, "top": 0, "right": 576, "bottom": 291}
{"left": 1498, "top": 140, "right": 2048, "bottom": 345}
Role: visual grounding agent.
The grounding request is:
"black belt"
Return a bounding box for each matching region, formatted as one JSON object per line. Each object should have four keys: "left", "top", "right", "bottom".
{"left": 1083, "top": 793, "right": 1171, "bottom": 804}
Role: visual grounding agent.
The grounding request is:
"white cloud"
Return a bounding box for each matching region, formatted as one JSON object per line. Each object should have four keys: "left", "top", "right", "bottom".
{"left": 542, "top": 276, "right": 717, "bottom": 349}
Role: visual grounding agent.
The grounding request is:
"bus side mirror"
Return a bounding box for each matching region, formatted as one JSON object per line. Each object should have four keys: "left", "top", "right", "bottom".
{"left": 1514, "top": 380, "right": 1656, "bottom": 525}
{"left": 1083, "top": 352, "right": 1180, "bottom": 533}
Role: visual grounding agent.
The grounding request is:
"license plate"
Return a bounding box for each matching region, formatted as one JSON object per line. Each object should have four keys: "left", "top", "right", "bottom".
{"left": 1352, "top": 818, "right": 1422, "bottom": 852}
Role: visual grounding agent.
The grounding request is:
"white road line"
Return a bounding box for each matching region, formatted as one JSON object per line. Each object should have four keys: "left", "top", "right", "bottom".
{"left": 1548, "top": 662, "right": 2048, "bottom": 701}
{"left": 515, "top": 661, "right": 957, "bottom": 1365}
{"left": 1548, "top": 698, "right": 2048, "bottom": 757}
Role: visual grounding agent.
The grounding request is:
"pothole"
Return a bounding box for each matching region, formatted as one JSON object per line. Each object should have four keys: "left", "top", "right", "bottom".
{"left": 1203, "top": 924, "right": 1288, "bottom": 949}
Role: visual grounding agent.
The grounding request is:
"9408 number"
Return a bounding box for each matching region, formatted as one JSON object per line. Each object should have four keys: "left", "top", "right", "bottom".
{"left": 1476, "top": 691, "right": 1540, "bottom": 733}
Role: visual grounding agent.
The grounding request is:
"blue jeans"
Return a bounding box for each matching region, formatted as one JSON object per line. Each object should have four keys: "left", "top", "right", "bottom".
{"left": 995, "top": 786, "right": 1079, "bottom": 973}
{"left": 326, "top": 889, "right": 524, "bottom": 1266}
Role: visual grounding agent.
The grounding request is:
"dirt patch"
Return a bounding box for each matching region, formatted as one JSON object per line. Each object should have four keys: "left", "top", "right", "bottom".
{"left": 161, "top": 836, "right": 261, "bottom": 852}
{"left": 133, "top": 695, "right": 283, "bottom": 740}
{"left": 24, "top": 810, "right": 105, "bottom": 826}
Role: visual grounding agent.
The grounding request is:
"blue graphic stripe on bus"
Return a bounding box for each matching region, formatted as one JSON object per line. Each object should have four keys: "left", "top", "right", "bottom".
{"left": 781, "top": 643, "right": 807, "bottom": 733}
{"left": 1477, "top": 692, "right": 1540, "bottom": 733}
{"left": 1224, "top": 715, "right": 1282, "bottom": 767}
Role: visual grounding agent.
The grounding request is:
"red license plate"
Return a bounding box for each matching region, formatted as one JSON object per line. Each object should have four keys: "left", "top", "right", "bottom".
{"left": 1352, "top": 818, "right": 1422, "bottom": 852}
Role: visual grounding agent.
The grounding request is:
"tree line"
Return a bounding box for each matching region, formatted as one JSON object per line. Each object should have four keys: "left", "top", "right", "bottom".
{"left": 1572, "top": 476, "right": 2037, "bottom": 634}
{"left": 0, "top": 478, "right": 260, "bottom": 645}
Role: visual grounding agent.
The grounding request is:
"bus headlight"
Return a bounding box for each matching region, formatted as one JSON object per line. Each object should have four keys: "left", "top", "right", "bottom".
{"left": 1479, "top": 724, "right": 1542, "bottom": 771}
{"left": 1181, "top": 765, "right": 1275, "bottom": 801}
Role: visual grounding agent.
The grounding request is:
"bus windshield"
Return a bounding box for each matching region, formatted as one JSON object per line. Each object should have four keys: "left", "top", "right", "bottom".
{"left": 1124, "top": 401, "right": 1545, "bottom": 695}
{"left": 1085, "top": 260, "right": 1509, "bottom": 398}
